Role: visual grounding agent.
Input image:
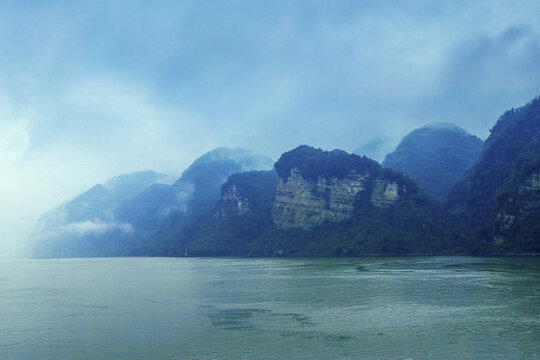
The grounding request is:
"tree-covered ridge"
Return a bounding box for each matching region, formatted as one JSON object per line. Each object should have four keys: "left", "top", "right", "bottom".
{"left": 30, "top": 170, "right": 170, "bottom": 258}
{"left": 275, "top": 145, "right": 380, "bottom": 181}
{"left": 446, "top": 97, "right": 540, "bottom": 253}
{"left": 221, "top": 170, "right": 277, "bottom": 213}
{"left": 165, "top": 158, "right": 463, "bottom": 256}
{"left": 247, "top": 197, "right": 465, "bottom": 257}
{"left": 383, "top": 123, "right": 483, "bottom": 202}
{"left": 447, "top": 97, "right": 540, "bottom": 223}
{"left": 30, "top": 148, "right": 274, "bottom": 258}
{"left": 162, "top": 170, "right": 278, "bottom": 256}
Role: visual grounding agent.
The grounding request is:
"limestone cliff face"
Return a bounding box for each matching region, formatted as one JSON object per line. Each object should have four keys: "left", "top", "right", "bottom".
{"left": 517, "top": 172, "right": 540, "bottom": 212}
{"left": 217, "top": 170, "right": 277, "bottom": 219}
{"left": 272, "top": 167, "right": 403, "bottom": 230}
{"left": 220, "top": 184, "right": 250, "bottom": 217}
{"left": 494, "top": 171, "right": 540, "bottom": 241}
{"left": 370, "top": 180, "right": 400, "bottom": 207}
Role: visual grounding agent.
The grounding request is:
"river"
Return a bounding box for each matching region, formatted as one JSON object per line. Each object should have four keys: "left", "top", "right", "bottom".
{"left": 1, "top": 257, "right": 538, "bottom": 359}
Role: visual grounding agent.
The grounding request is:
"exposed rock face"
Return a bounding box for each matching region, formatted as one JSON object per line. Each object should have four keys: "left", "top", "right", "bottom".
{"left": 220, "top": 184, "right": 250, "bottom": 217}
{"left": 370, "top": 180, "right": 400, "bottom": 207}
{"left": 494, "top": 171, "right": 540, "bottom": 241}
{"left": 216, "top": 170, "right": 277, "bottom": 220}
{"left": 518, "top": 172, "right": 540, "bottom": 212}
{"left": 272, "top": 168, "right": 402, "bottom": 229}
{"left": 446, "top": 97, "right": 540, "bottom": 252}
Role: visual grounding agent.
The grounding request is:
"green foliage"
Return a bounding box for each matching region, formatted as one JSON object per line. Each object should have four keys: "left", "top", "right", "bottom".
{"left": 243, "top": 196, "right": 464, "bottom": 257}
{"left": 383, "top": 123, "right": 483, "bottom": 202}
{"left": 168, "top": 170, "right": 278, "bottom": 256}
{"left": 168, "top": 148, "right": 465, "bottom": 257}
{"left": 275, "top": 145, "right": 380, "bottom": 181}
{"left": 446, "top": 97, "right": 540, "bottom": 253}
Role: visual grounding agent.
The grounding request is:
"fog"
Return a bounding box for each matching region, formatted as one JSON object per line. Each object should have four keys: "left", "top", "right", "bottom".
{"left": 1, "top": 0, "right": 540, "bottom": 258}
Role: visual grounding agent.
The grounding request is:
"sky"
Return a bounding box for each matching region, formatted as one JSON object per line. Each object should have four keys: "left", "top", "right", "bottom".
{"left": 1, "top": 0, "right": 540, "bottom": 258}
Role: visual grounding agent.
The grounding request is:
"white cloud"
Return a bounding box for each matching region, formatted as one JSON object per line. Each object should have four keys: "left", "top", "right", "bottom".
{"left": 59, "top": 220, "right": 133, "bottom": 236}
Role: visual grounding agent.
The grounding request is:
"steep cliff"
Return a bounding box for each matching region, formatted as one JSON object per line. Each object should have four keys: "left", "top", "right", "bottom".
{"left": 251, "top": 146, "right": 463, "bottom": 256}
{"left": 171, "top": 170, "right": 277, "bottom": 256}
{"left": 272, "top": 146, "right": 410, "bottom": 230}
{"left": 219, "top": 171, "right": 277, "bottom": 217}
{"left": 447, "top": 97, "right": 540, "bottom": 253}
{"left": 272, "top": 169, "right": 366, "bottom": 229}
{"left": 159, "top": 146, "right": 461, "bottom": 256}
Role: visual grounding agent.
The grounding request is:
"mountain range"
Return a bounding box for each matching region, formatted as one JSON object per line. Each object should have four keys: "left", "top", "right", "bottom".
{"left": 30, "top": 97, "right": 540, "bottom": 257}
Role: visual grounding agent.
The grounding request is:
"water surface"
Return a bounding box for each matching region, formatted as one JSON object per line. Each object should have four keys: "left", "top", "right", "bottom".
{"left": 1, "top": 257, "right": 539, "bottom": 359}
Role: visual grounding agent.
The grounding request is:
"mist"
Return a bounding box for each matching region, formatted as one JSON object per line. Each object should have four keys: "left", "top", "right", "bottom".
{"left": 1, "top": 0, "right": 540, "bottom": 258}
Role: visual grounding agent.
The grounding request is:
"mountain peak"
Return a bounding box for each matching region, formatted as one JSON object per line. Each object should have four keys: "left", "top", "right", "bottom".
{"left": 383, "top": 122, "right": 483, "bottom": 201}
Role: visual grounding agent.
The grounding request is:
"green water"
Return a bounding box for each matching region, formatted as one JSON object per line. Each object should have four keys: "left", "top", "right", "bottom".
{"left": 0, "top": 257, "right": 539, "bottom": 359}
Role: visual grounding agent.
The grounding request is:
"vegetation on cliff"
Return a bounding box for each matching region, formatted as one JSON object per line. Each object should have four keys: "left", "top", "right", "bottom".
{"left": 446, "top": 97, "right": 540, "bottom": 253}
{"left": 275, "top": 145, "right": 380, "bottom": 181}
{"left": 169, "top": 146, "right": 464, "bottom": 256}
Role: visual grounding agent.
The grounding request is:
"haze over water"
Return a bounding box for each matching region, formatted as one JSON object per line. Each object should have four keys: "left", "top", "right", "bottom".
{"left": 0, "top": 257, "right": 538, "bottom": 359}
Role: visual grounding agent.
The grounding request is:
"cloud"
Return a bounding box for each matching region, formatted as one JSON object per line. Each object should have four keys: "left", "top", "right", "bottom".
{"left": 426, "top": 25, "right": 540, "bottom": 137}
{"left": 353, "top": 136, "right": 394, "bottom": 163}
{"left": 442, "top": 26, "right": 540, "bottom": 94}
{"left": 59, "top": 221, "right": 133, "bottom": 236}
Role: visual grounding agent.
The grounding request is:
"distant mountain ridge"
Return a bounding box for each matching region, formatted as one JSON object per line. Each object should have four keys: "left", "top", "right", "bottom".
{"left": 30, "top": 170, "right": 170, "bottom": 257}
{"left": 30, "top": 149, "right": 274, "bottom": 258}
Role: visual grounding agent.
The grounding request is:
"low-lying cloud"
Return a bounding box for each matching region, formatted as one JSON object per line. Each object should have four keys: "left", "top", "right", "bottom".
{"left": 59, "top": 221, "right": 133, "bottom": 237}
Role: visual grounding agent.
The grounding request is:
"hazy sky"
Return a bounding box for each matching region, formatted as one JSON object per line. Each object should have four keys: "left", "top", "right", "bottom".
{"left": 1, "top": 0, "right": 540, "bottom": 258}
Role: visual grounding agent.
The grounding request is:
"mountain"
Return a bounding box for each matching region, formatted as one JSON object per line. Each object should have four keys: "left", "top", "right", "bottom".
{"left": 137, "top": 148, "right": 274, "bottom": 255}
{"left": 30, "top": 148, "right": 274, "bottom": 258}
{"left": 168, "top": 170, "right": 278, "bottom": 256}
{"left": 383, "top": 123, "right": 483, "bottom": 202}
{"left": 446, "top": 97, "right": 540, "bottom": 253}
{"left": 116, "top": 148, "right": 273, "bottom": 235}
{"left": 174, "top": 146, "right": 464, "bottom": 256}
{"left": 30, "top": 170, "right": 170, "bottom": 257}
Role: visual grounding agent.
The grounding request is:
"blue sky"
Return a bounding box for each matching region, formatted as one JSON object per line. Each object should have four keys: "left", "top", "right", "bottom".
{"left": 1, "top": 0, "right": 540, "bottom": 257}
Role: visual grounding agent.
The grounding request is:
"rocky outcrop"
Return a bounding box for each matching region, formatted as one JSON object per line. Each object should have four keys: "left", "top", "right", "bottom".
{"left": 272, "top": 169, "right": 367, "bottom": 229}
{"left": 216, "top": 170, "right": 277, "bottom": 219}
{"left": 494, "top": 171, "right": 540, "bottom": 242}
{"left": 446, "top": 97, "right": 540, "bottom": 252}
{"left": 272, "top": 167, "right": 405, "bottom": 230}
{"left": 220, "top": 184, "right": 250, "bottom": 217}
{"left": 517, "top": 172, "right": 540, "bottom": 212}
{"left": 370, "top": 180, "right": 400, "bottom": 207}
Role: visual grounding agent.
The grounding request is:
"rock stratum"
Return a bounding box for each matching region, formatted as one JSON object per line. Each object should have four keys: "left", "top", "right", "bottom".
{"left": 271, "top": 149, "right": 407, "bottom": 230}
